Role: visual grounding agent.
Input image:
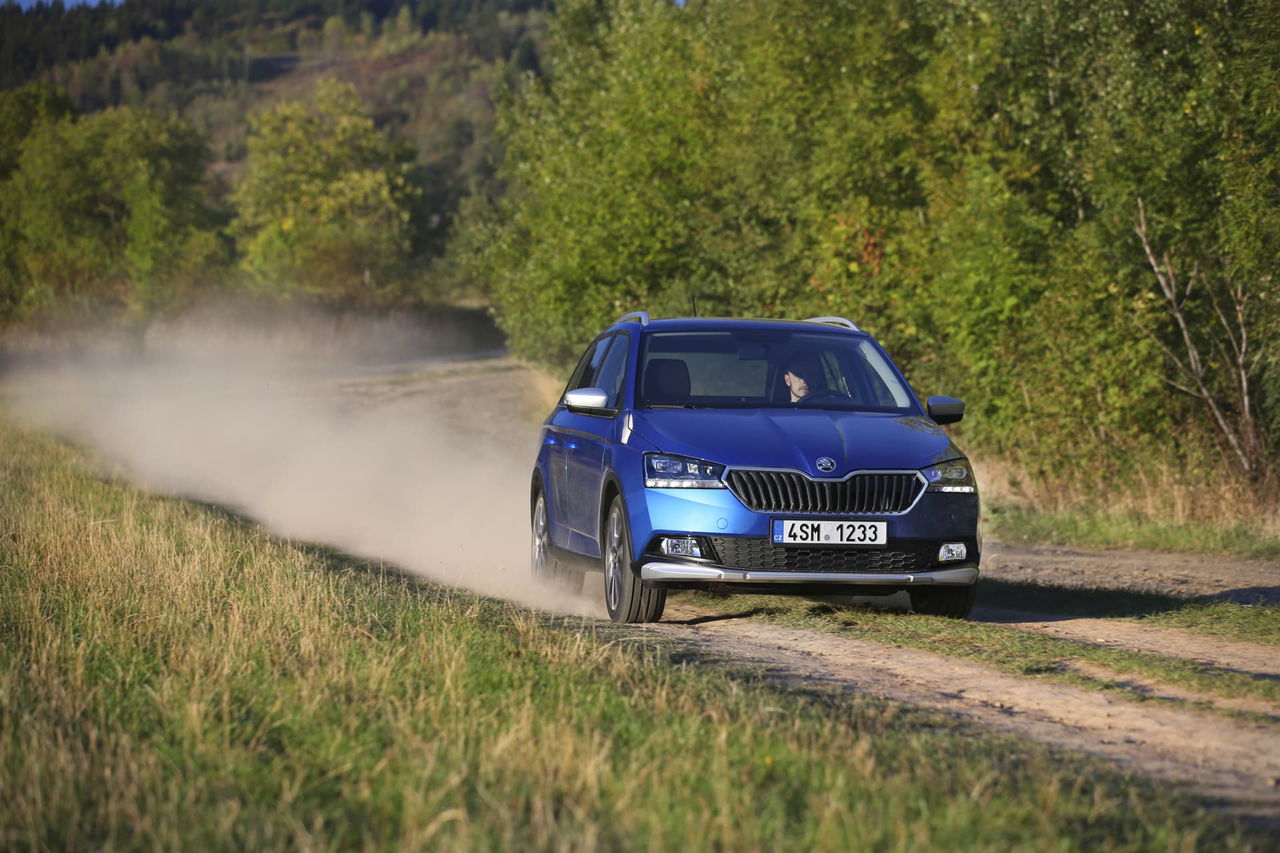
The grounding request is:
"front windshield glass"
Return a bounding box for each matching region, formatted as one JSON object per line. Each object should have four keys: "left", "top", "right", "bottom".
{"left": 636, "top": 330, "right": 920, "bottom": 413}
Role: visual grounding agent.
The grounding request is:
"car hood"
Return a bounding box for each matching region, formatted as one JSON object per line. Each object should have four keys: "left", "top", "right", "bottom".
{"left": 631, "top": 408, "right": 963, "bottom": 475}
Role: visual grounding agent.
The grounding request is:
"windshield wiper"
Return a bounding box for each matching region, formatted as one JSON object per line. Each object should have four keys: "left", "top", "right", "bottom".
{"left": 645, "top": 403, "right": 699, "bottom": 409}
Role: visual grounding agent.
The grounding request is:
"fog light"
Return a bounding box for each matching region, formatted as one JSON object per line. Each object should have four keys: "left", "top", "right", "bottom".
{"left": 938, "top": 543, "right": 967, "bottom": 562}
{"left": 660, "top": 536, "right": 703, "bottom": 558}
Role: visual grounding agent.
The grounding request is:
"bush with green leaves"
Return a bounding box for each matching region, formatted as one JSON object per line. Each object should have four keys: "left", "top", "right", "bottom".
{"left": 470, "top": 0, "right": 1279, "bottom": 489}
{"left": 231, "top": 79, "right": 419, "bottom": 302}
{"left": 1, "top": 99, "right": 220, "bottom": 320}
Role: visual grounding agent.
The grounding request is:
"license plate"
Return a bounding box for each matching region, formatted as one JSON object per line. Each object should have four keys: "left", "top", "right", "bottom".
{"left": 772, "top": 519, "right": 887, "bottom": 547}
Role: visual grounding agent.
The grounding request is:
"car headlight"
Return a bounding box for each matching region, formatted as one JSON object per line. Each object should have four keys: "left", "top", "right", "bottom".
{"left": 644, "top": 453, "right": 727, "bottom": 488}
{"left": 923, "top": 460, "right": 976, "bottom": 493}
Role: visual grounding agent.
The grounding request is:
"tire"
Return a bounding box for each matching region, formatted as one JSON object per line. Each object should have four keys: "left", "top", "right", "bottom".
{"left": 531, "top": 491, "right": 553, "bottom": 581}
{"left": 908, "top": 583, "right": 976, "bottom": 619}
{"left": 531, "top": 490, "right": 584, "bottom": 593}
{"left": 602, "top": 496, "right": 666, "bottom": 623}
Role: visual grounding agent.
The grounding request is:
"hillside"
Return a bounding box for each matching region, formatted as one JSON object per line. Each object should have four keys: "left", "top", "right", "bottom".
{"left": 0, "top": 0, "right": 548, "bottom": 313}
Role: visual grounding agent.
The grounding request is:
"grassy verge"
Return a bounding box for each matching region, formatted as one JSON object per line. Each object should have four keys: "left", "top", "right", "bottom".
{"left": 1137, "top": 602, "right": 1280, "bottom": 644}
{"left": 680, "top": 592, "right": 1280, "bottom": 714}
{"left": 978, "top": 580, "right": 1280, "bottom": 646}
{"left": 985, "top": 501, "right": 1280, "bottom": 561}
{"left": 0, "top": 419, "right": 1267, "bottom": 849}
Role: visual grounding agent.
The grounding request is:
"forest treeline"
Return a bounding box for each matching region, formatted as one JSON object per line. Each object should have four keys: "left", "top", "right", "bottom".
{"left": 0, "top": 0, "right": 544, "bottom": 90}
{"left": 1, "top": 0, "right": 547, "bottom": 318}
{"left": 466, "top": 0, "right": 1280, "bottom": 502}
{"left": 1, "top": 0, "right": 1278, "bottom": 513}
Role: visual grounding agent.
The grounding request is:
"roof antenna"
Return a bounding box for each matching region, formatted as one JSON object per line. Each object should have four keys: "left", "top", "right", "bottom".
{"left": 691, "top": 294, "right": 699, "bottom": 317}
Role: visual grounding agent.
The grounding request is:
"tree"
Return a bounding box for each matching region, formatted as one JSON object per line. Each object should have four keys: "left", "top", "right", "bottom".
{"left": 1, "top": 105, "right": 217, "bottom": 321}
{"left": 230, "top": 78, "right": 419, "bottom": 301}
{"left": 1049, "top": 0, "right": 1280, "bottom": 478}
{"left": 0, "top": 82, "right": 77, "bottom": 322}
{"left": 0, "top": 82, "right": 75, "bottom": 181}
{"left": 473, "top": 0, "right": 1278, "bottom": 492}
{"left": 476, "top": 0, "right": 934, "bottom": 365}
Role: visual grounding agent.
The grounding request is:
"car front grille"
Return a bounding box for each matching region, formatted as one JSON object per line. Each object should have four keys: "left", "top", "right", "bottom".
{"left": 725, "top": 469, "right": 924, "bottom": 515}
{"left": 707, "top": 537, "right": 935, "bottom": 574}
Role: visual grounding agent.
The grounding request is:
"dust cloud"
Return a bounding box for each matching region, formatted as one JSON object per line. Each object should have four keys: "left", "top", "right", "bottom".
{"left": 4, "top": 312, "right": 599, "bottom": 616}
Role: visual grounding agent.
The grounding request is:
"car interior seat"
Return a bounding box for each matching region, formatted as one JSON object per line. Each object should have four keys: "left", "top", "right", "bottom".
{"left": 643, "top": 358, "right": 691, "bottom": 405}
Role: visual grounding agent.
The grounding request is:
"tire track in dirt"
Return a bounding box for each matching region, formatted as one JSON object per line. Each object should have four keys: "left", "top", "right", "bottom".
{"left": 973, "top": 607, "right": 1280, "bottom": 679}
{"left": 652, "top": 600, "right": 1280, "bottom": 826}
{"left": 983, "top": 540, "right": 1280, "bottom": 604}
{"left": 1059, "top": 660, "right": 1279, "bottom": 718}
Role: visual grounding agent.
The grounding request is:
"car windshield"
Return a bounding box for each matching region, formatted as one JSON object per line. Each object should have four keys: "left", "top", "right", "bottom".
{"left": 636, "top": 330, "right": 920, "bottom": 413}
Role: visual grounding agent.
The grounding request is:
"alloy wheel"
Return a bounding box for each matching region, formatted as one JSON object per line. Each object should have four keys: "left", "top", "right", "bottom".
{"left": 531, "top": 494, "right": 549, "bottom": 579}
{"left": 605, "top": 505, "right": 623, "bottom": 612}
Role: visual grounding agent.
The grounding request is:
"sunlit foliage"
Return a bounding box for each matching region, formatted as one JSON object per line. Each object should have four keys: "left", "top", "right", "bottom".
{"left": 231, "top": 79, "right": 419, "bottom": 301}
{"left": 1, "top": 100, "right": 220, "bottom": 318}
{"left": 472, "top": 0, "right": 1279, "bottom": 487}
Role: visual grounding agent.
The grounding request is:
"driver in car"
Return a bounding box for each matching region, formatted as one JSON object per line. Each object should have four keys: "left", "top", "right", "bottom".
{"left": 783, "top": 354, "right": 826, "bottom": 403}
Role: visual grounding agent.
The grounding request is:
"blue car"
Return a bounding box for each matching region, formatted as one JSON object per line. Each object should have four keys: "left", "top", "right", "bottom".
{"left": 530, "top": 313, "right": 980, "bottom": 623}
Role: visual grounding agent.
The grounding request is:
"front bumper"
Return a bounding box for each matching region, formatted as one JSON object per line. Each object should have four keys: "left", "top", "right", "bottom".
{"left": 630, "top": 484, "right": 979, "bottom": 575}
{"left": 640, "top": 563, "right": 978, "bottom": 585}
{"left": 633, "top": 486, "right": 978, "bottom": 545}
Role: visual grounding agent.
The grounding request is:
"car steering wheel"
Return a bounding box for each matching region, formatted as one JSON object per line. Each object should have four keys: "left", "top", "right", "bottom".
{"left": 795, "top": 389, "right": 845, "bottom": 405}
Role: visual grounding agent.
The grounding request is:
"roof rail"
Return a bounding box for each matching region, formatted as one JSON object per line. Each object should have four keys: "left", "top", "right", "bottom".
{"left": 804, "top": 316, "right": 862, "bottom": 332}
{"left": 616, "top": 311, "right": 650, "bottom": 326}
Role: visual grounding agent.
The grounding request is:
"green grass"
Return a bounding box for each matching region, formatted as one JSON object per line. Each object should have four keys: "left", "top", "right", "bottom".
{"left": 680, "top": 591, "right": 1280, "bottom": 714}
{"left": 0, "top": 419, "right": 1269, "bottom": 849}
{"left": 1138, "top": 601, "right": 1280, "bottom": 644}
{"left": 978, "top": 579, "right": 1280, "bottom": 646}
{"left": 985, "top": 501, "right": 1280, "bottom": 561}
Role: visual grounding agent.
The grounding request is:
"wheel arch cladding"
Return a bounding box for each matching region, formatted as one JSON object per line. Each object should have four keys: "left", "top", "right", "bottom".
{"left": 530, "top": 469, "right": 543, "bottom": 512}
{"left": 599, "top": 477, "right": 621, "bottom": 538}
{"left": 600, "top": 475, "right": 643, "bottom": 571}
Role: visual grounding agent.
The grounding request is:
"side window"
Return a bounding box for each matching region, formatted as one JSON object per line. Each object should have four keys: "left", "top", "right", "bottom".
{"left": 595, "top": 333, "right": 630, "bottom": 408}
{"left": 563, "top": 334, "right": 629, "bottom": 410}
{"left": 566, "top": 336, "right": 613, "bottom": 395}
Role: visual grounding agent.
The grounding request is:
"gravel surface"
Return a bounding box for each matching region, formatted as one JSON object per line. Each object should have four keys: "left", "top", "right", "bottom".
{"left": 982, "top": 539, "right": 1280, "bottom": 604}
{"left": 650, "top": 601, "right": 1280, "bottom": 827}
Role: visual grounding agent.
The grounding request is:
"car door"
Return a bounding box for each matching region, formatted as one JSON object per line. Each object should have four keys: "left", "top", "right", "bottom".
{"left": 546, "top": 336, "right": 612, "bottom": 550}
{"left": 560, "top": 332, "right": 629, "bottom": 557}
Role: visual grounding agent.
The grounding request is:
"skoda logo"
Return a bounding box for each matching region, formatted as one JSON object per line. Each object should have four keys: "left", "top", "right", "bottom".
{"left": 816, "top": 456, "right": 836, "bottom": 473}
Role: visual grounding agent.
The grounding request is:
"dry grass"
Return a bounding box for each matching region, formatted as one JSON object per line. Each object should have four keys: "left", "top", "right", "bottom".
{"left": 0, "top": 418, "right": 1265, "bottom": 849}
{"left": 975, "top": 455, "right": 1280, "bottom": 558}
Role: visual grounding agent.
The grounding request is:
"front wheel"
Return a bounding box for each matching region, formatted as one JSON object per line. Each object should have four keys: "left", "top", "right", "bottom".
{"left": 908, "top": 584, "right": 976, "bottom": 619}
{"left": 602, "top": 497, "right": 665, "bottom": 623}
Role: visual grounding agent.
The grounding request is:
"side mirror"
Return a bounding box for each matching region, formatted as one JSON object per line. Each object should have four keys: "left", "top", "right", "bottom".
{"left": 563, "top": 387, "right": 610, "bottom": 412}
{"left": 927, "top": 395, "right": 965, "bottom": 425}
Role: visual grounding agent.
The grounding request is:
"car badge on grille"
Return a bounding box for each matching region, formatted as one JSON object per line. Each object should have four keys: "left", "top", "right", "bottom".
{"left": 815, "top": 456, "right": 836, "bottom": 473}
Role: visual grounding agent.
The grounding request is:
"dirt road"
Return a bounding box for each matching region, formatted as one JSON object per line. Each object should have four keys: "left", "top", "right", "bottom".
{"left": 638, "top": 529, "right": 1280, "bottom": 825}
{"left": 636, "top": 538, "right": 1280, "bottom": 824}
{"left": 347, "top": 355, "right": 1280, "bottom": 824}
{"left": 23, "top": 348, "right": 1279, "bottom": 828}
{"left": 647, "top": 600, "right": 1280, "bottom": 824}
{"left": 983, "top": 539, "right": 1280, "bottom": 604}
{"left": 973, "top": 607, "right": 1280, "bottom": 678}
{"left": 418, "top": 358, "right": 1280, "bottom": 826}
